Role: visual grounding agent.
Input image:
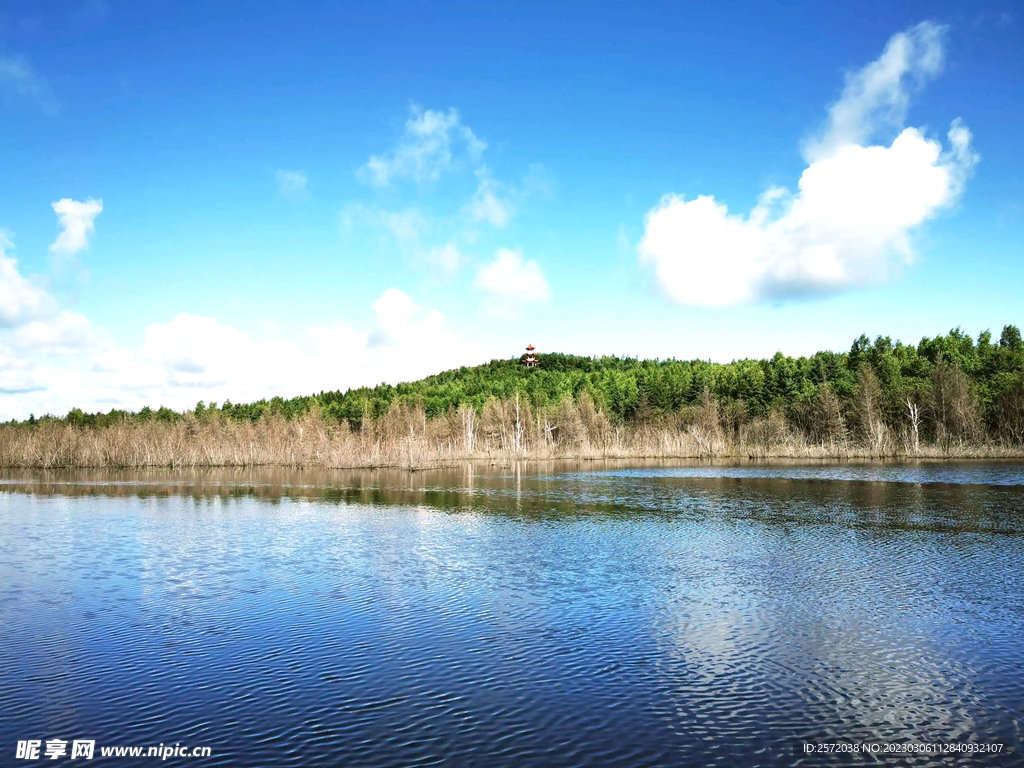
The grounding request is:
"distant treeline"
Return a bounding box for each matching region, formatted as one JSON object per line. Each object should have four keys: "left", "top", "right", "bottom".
{"left": 11, "top": 325, "right": 1024, "bottom": 451}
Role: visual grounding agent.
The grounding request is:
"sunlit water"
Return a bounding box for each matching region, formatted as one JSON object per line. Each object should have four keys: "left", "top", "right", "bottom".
{"left": 2, "top": 461, "right": 1023, "bottom": 766}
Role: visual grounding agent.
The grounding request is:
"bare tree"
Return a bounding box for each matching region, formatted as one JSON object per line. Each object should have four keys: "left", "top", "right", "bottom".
{"left": 481, "top": 397, "right": 508, "bottom": 452}
{"left": 688, "top": 389, "right": 725, "bottom": 457}
{"left": 995, "top": 374, "right": 1024, "bottom": 445}
{"left": 905, "top": 397, "right": 922, "bottom": 454}
{"left": 811, "top": 382, "right": 846, "bottom": 446}
{"left": 741, "top": 410, "right": 789, "bottom": 457}
{"left": 854, "top": 365, "right": 889, "bottom": 455}
{"left": 553, "top": 397, "right": 585, "bottom": 451}
{"left": 577, "top": 391, "right": 611, "bottom": 449}
{"left": 458, "top": 403, "right": 476, "bottom": 452}
{"left": 930, "top": 361, "right": 981, "bottom": 449}
{"left": 511, "top": 391, "right": 526, "bottom": 454}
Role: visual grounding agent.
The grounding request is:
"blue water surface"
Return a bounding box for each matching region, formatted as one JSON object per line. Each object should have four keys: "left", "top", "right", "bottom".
{"left": 1, "top": 462, "right": 1023, "bottom": 766}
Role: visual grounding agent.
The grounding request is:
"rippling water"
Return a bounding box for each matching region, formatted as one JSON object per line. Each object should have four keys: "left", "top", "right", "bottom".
{"left": 2, "top": 461, "right": 1023, "bottom": 766}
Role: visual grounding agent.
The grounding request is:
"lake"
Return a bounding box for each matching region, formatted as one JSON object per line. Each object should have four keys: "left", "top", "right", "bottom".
{"left": 2, "top": 461, "right": 1023, "bottom": 766}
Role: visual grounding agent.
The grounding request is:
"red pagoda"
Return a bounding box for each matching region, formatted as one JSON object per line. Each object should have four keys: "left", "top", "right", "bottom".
{"left": 523, "top": 344, "right": 537, "bottom": 368}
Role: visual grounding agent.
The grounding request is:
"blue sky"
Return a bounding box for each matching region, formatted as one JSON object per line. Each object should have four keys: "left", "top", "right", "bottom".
{"left": 0, "top": 0, "right": 1021, "bottom": 417}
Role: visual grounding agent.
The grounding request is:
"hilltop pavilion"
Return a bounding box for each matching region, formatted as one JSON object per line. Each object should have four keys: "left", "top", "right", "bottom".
{"left": 523, "top": 344, "right": 537, "bottom": 368}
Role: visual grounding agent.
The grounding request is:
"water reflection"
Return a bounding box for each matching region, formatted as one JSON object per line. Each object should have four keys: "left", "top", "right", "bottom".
{"left": 2, "top": 462, "right": 1023, "bottom": 535}
{"left": 1, "top": 461, "right": 1022, "bottom": 767}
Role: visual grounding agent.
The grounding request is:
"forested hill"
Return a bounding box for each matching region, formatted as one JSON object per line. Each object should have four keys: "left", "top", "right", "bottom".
{"left": 45, "top": 325, "right": 1024, "bottom": 443}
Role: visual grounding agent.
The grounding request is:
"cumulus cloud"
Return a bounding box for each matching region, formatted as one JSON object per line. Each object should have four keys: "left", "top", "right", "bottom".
{"left": 50, "top": 198, "right": 103, "bottom": 257}
{"left": 365, "top": 288, "right": 442, "bottom": 347}
{"left": 638, "top": 21, "right": 978, "bottom": 306}
{"left": 145, "top": 314, "right": 252, "bottom": 383}
{"left": 0, "top": 55, "right": 57, "bottom": 113}
{"left": 362, "top": 106, "right": 486, "bottom": 187}
{"left": 127, "top": 288, "right": 471, "bottom": 406}
{"left": 0, "top": 233, "right": 58, "bottom": 327}
{"left": 0, "top": 230, "right": 113, "bottom": 407}
{"left": 276, "top": 169, "right": 309, "bottom": 200}
{"left": 1, "top": 199, "right": 488, "bottom": 418}
{"left": 475, "top": 248, "right": 551, "bottom": 313}
{"left": 0, "top": 282, "right": 479, "bottom": 419}
{"left": 9, "top": 311, "right": 105, "bottom": 356}
{"left": 0, "top": 200, "right": 488, "bottom": 419}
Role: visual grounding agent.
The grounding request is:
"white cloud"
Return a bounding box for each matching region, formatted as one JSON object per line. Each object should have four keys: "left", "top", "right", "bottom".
{"left": 50, "top": 198, "right": 103, "bottom": 257}
{"left": 463, "top": 165, "right": 551, "bottom": 229}
{"left": 424, "top": 242, "right": 466, "bottom": 275}
{"left": 342, "top": 205, "right": 468, "bottom": 277}
{"left": 367, "top": 288, "right": 445, "bottom": 347}
{"left": 276, "top": 169, "right": 309, "bottom": 200}
{"left": 806, "top": 22, "right": 945, "bottom": 161}
{"left": 0, "top": 231, "right": 113, "bottom": 405}
{"left": 362, "top": 106, "right": 486, "bottom": 187}
{"left": 0, "top": 233, "right": 58, "bottom": 327}
{"left": 0, "top": 55, "right": 57, "bottom": 113}
{"left": 465, "top": 169, "right": 514, "bottom": 227}
{"left": 475, "top": 248, "right": 551, "bottom": 312}
{"left": 9, "top": 311, "right": 105, "bottom": 356}
{"left": 350, "top": 107, "right": 551, "bottom": 279}
{"left": 0, "top": 198, "right": 499, "bottom": 418}
{"left": 1, "top": 199, "right": 490, "bottom": 418}
{"left": 380, "top": 209, "right": 428, "bottom": 243}
{"left": 125, "top": 288, "right": 473, "bottom": 407}
{"left": 521, "top": 163, "right": 555, "bottom": 200}
{"left": 638, "top": 21, "right": 978, "bottom": 306}
{"left": 0, "top": 281, "right": 480, "bottom": 419}
{"left": 145, "top": 314, "right": 251, "bottom": 382}
{"left": 342, "top": 204, "right": 428, "bottom": 244}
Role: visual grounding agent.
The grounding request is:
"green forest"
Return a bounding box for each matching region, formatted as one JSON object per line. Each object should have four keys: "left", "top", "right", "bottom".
{"left": 19, "top": 325, "right": 1024, "bottom": 446}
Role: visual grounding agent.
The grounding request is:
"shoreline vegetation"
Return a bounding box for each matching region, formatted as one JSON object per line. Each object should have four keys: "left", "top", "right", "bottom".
{"left": 3, "top": 326, "right": 1023, "bottom": 469}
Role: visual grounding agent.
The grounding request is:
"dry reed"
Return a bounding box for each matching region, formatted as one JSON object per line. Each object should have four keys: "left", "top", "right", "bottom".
{"left": 2, "top": 395, "right": 1021, "bottom": 470}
